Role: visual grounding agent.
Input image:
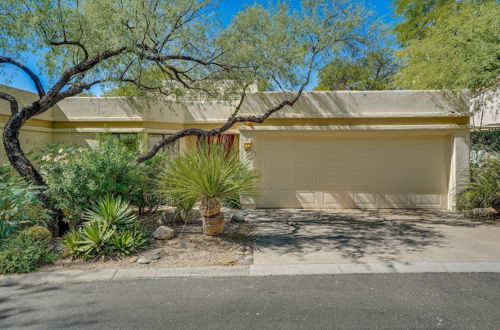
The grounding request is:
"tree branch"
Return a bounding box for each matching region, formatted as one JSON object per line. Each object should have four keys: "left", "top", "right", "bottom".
{"left": 0, "top": 91, "right": 19, "bottom": 115}
{"left": 0, "top": 56, "right": 46, "bottom": 98}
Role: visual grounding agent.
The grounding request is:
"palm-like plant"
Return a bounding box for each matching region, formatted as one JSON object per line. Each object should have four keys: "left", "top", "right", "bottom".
{"left": 83, "top": 195, "right": 137, "bottom": 230}
{"left": 161, "top": 142, "right": 260, "bottom": 235}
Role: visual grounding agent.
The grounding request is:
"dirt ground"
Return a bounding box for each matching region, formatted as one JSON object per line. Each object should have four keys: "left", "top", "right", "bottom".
{"left": 43, "top": 212, "right": 254, "bottom": 272}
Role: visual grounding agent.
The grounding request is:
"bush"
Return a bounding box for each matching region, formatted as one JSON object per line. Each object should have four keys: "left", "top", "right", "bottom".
{"left": 457, "top": 157, "right": 500, "bottom": 217}
{"left": 19, "top": 226, "right": 52, "bottom": 241}
{"left": 61, "top": 196, "right": 149, "bottom": 260}
{"left": 0, "top": 232, "right": 57, "bottom": 274}
{"left": 0, "top": 164, "right": 50, "bottom": 238}
{"left": 37, "top": 133, "right": 168, "bottom": 224}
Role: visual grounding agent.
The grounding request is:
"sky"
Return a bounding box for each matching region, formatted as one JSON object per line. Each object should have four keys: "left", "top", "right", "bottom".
{"left": 0, "top": 0, "right": 397, "bottom": 94}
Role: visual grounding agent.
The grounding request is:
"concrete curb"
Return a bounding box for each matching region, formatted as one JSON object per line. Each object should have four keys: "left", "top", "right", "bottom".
{"left": 3, "top": 261, "right": 500, "bottom": 284}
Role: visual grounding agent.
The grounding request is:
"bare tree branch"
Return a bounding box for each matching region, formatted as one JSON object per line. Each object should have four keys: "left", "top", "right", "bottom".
{"left": 0, "top": 56, "right": 46, "bottom": 98}
{"left": 0, "top": 91, "right": 19, "bottom": 115}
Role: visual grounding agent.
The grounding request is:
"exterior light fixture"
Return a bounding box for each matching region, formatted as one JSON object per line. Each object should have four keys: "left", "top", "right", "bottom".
{"left": 244, "top": 142, "right": 252, "bottom": 152}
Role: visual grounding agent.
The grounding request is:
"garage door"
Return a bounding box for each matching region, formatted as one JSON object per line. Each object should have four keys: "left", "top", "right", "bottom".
{"left": 256, "top": 134, "right": 449, "bottom": 209}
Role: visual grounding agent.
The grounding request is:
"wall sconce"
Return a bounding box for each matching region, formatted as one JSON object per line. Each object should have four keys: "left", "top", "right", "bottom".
{"left": 244, "top": 142, "right": 252, "bottom": 152}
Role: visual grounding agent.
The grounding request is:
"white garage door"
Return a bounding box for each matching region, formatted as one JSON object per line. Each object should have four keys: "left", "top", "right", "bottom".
{"left": 256, "top": 134, "right": 449, "bottom": 209}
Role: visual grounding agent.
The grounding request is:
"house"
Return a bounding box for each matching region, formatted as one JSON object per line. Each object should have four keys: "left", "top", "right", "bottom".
{"left": 0, "top": 85, "right": 471, "bottom": 210}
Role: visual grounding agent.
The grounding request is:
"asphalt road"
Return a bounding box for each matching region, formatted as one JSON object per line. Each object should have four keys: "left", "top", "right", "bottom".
{"left": 1, "top": 273, "right": 500, "bottom": 329}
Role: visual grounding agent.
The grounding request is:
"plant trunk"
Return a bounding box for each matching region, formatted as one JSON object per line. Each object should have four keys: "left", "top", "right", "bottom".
{"left": 3, "top": 114, "right": 69, "bottom": 236}
{"left": 199, "top": 196, "right": 224, "bottom": 235}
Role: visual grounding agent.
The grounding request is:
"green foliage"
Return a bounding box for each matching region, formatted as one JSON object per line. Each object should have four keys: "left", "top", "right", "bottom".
{"left": 0, "top": 232, "right": 57, "bottom": 274}
{"left": 395, "top": 1, "right": 500, "bottom": 90}
{"left": 18, "top": 226, "right": 52, "bottom": 241}
{"left": 0, "top": 164, "right": 50, "bottom": 237}
{"left": 0, "top": 0, "right": 372, "bottom": 99}
{"left": 36, "top": 133, "right": 166, "bottom": 224}
{"left": 84, "top": 195, "right": 136, "bottom": 230}
{"left": 134, "top": 153, "right": 170, "bottom": 214}
{"left": 471, "top": 130, "right": 500, "bottom": 154}
{"left": 161, "top": 142, "right": 260, "bottom": 207}
{"left": 393, "top": 0, "right": 454, "bottom": 45}
{"left": 457, "top": 157, "right": 500, "bottom": 217}
{"left": 61, "top": 196, "right": 149, "bottom": 260}
{"left": 316, "top": 49, "right": 398, "bottom": 91}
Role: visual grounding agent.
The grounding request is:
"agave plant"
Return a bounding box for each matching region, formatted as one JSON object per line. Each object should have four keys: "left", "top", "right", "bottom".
{"left": 84, "top": 195, "right": 136, "bottom": 230}
{"left": 108, "top": 230, "right": 149, "bottom": 256}
{"left": 74, "top": 221, "right": 115, "bottom": 260}
{"left": 161, "top": 141, "right": 259, "bottom": 235}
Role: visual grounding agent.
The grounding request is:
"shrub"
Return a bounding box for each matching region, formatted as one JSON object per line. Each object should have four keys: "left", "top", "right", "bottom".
{"left": 19, "top": 226, "right": 52, "bottom": 241}
{"left": 0, "top": 164, "right": 50, "bottom": 238}
{"left": 0, "top": 232, "right": 57, "bottom": 274}
{"left": 61, "top": 196, "right": 149, "bottom": 260}
{"left": 37, "top": 133, "right": 167, "bottom": 224}
{"left": 457, "top": 157, "right": 500, "bottom": 217}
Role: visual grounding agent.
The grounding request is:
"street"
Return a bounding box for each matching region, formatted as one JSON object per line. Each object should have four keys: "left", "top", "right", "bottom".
{"left": 1, "top": 273, "right": 500, "bottom": 329}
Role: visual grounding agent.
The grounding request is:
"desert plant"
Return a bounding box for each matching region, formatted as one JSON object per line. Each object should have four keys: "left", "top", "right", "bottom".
{"left": 0, "top": 164, "right": 50, "bottom": 233}
{"left": 61, "top": 196, "right": 150, "bottom": 259}
{"left": 0, "top": 232, "right": 58, "bottom": 274}
{"left": 84, "top": 195, "right": 136, "bottom": 230}
{"left": 18, "top": 226, "right": 52, "bottom": 241}
{"left": 161, "top": 142, "right": 259, "bottom": 235}
{"left": 457, "top": 157, "right": 500, "bottom": 217}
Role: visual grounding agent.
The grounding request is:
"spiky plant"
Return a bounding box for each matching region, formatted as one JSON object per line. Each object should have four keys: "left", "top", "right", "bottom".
{"left": 457, "top": 157, "right": 500, "bottom": 217}
{"left": 161, "top": 141, "right": 259, "bottom": 235}
{"left": 83, "top": 195, "right": 137, "bottom": 230}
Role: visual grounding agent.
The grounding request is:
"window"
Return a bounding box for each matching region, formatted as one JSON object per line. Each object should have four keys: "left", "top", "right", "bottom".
{"left": 148, "top": 134, "right": 180, "bottom": 155}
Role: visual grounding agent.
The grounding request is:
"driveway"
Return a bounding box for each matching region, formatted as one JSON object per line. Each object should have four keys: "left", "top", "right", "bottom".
{"left": 246, "top": 209, "right": 500, "bottom": 265}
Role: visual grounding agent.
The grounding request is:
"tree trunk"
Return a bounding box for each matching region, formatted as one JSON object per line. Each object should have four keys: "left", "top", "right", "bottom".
{"left": 3, "top": 113, "right": 69, "bottom": 236}
{"left": 199, "top": 196, "right": 225, "bottom": 235}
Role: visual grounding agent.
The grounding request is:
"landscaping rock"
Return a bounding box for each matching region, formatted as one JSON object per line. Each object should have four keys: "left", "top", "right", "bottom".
{"left": 150, "top": 254, "right": 161, "bottom": 260}
{"left": 239, "top": 245, "right": 248, "bottom": 252}
{"left": 152, "top": 226, "right": 175, "bottom": 240}
{"left": 230, "top": 214, "right": 245, "bottom": 223}
{"left": 129, "top": 257, "right": 138, "bottom": 263}
{"left": 137, "top": 258, "right": 150, "bottom": 264}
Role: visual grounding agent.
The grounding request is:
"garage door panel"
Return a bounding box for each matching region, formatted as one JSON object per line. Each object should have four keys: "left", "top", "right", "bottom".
{"left": 256, "top": 134, "right": 448, "bottom": 209}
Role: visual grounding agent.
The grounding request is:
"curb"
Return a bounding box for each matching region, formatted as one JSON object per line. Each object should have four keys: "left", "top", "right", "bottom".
{"left": 3, "top": 261, "right": 500, "bottom": 284}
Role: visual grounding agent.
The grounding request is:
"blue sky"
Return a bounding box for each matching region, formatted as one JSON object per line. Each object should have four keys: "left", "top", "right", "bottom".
{"left": 1, "top": 0, "right": 397, "bottom": 94}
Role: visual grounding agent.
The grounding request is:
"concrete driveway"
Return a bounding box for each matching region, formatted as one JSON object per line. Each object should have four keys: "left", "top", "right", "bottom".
{"left": 246, "top": 209, "right": 500, "bottom": 265}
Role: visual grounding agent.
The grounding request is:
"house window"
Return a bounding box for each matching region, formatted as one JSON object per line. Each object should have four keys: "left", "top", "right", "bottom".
{"left": 149, "top": 134, "right": 180, "bottom": 155}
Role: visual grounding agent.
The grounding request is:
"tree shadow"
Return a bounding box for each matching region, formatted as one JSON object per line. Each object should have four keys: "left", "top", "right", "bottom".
{"left": 248, "top": 209, "right": 500, "bottom": 262}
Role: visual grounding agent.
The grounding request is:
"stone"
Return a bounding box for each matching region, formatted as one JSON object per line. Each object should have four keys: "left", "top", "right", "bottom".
{"left": 219, "top": 257, "right": 236, "bottom": 266}
{"left": 239, "top": 245, "right": 247, "bottom": 252}
{"left": 137, "top": 258, "right": 150, "bottom": 264}
{"left": 152, "top": 226, "right": 175, "bottom": 240}
{"left": 244, "top": 255, "right": 253, "bottom": 262}
{"left": 230, "top": 214, "right": 245, "bottom": 223}
{"left": 149, "top": 254, "right": 161, "bottom": 260}
{"left": 129, "top": 257, "right": 138, "bottom": 263}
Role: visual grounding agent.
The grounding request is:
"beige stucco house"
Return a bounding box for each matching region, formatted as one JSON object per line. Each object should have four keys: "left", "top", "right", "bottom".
{"left": 0, "top": 85, "right": 471, "bottom": 210}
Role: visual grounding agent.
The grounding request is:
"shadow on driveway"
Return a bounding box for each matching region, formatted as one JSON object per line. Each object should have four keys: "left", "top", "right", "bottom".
{"left": 248, "top": 209, "right": 500, "bottom": 262}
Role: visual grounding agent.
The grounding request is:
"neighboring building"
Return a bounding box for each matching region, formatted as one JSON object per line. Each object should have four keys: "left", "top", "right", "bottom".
{"left": 0, "top": 85, "right": 470, "bottom": 210}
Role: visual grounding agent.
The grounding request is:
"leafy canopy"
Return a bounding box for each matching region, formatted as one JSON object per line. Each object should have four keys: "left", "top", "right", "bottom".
{"left": 0, "top": 0, "right": 372, "bottom": 98}
{"left": 394, "top": 1, "right": 500, "bottom": 90}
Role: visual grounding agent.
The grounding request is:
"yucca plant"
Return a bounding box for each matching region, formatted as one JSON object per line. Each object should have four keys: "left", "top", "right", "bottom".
{"left": 457, "top": 157, "right": 500, "bottom": 217}
{"left": 161, "top": 141, "right": 260, "bottom": 235}
{"left": 83, "top": 195, "right": 137, "bottom": 230}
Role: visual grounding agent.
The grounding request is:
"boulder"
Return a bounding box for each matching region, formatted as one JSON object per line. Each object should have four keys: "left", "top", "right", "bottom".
{"left": 230, "top": 214, "right": 245, "bottom": 223}
{"left": 152, "top": 226, "right": 175, "bottom": 240}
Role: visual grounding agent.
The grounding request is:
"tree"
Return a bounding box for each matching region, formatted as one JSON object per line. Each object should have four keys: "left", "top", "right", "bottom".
{"left": 315, "top": 48, "right": 398, "bottom": 90}
{"left": 0, "top": 0, "right": 371, "bottom": 234}
{"left": 394, "top": 1, "right": 500, "bottom": 91}
{"left": 393, "top": 0, "right": 454, "bottom": 45}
